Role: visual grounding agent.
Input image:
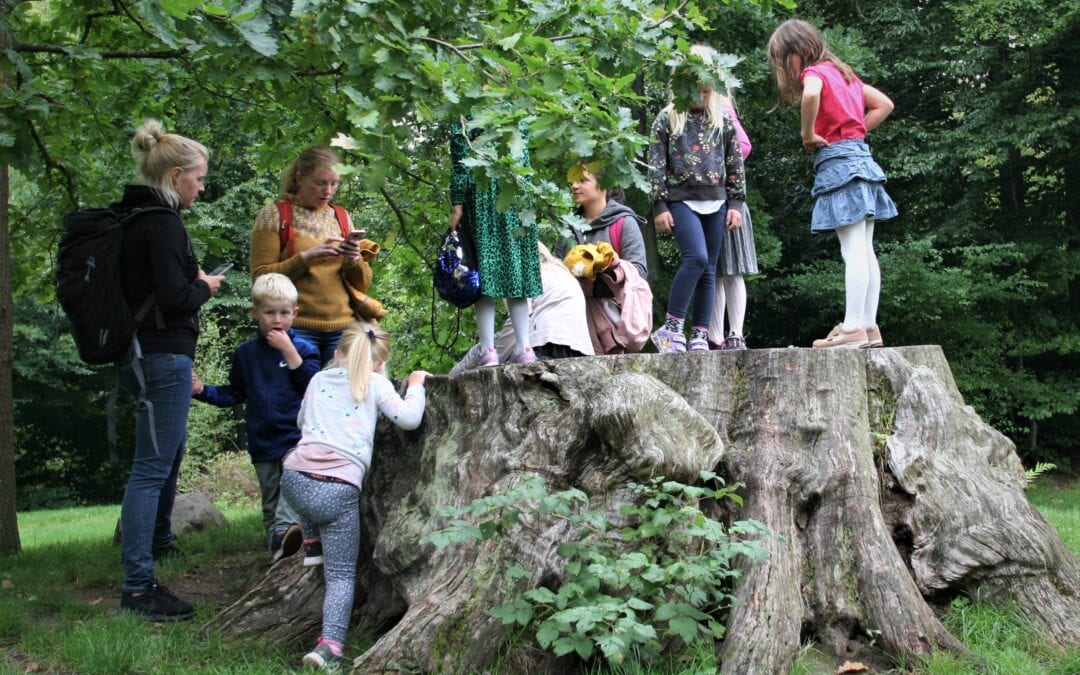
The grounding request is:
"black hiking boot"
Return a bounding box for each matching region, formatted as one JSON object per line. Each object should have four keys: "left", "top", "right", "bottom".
{"left": 120, "top": 581, "right": 194, "bottom": 621}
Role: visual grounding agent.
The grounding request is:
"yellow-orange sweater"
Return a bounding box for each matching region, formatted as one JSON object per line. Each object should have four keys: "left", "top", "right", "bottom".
{"left": 250, "top": 201, "right": 384, "bottom": 331}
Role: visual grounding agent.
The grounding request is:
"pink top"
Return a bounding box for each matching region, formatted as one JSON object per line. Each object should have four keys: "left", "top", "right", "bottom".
{"left": 800, "top": 62, "right": 866, "bottom": 143}
{"left": 719, "top": 102, "right": 752, "bottom": 160}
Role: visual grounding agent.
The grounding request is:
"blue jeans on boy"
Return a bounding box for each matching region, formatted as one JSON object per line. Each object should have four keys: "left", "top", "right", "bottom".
{"left": 667, "top": 202, "right": 728, "bottom": 327}
{"left": 291, "top": 328, "right": 343, "bottom": 367}
{"left": 118, "top": 352, "right": 192, "bottom": 593}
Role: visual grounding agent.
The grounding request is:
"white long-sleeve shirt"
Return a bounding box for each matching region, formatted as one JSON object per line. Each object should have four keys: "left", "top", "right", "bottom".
{"left": 284, "top": 368, "right": 426, "bottom": 487}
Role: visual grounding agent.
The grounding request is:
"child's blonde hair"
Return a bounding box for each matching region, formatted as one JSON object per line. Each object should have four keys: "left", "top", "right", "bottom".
{"left": 767, "top": 19, "right": 856, "bottom": 105}
{"left": 250, "top": 273, "right": 298, "bottom": 306}
{"left": 663, "top": 45, "right": 728, "bottom": 140}
{"left": 335, "top": 322, "right": 391, "bottom": 402}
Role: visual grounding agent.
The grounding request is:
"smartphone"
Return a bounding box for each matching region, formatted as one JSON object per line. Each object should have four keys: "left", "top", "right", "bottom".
{"left": 209, "top": 262, "right": 234, "bottom": 276}
{"left": 345, "top": 229, "right": 366, "bottom": 241}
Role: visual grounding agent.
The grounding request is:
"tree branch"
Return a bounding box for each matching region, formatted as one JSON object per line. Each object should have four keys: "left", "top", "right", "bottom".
{"left": 378, "top": 186, "right": 433, "bottom": 271}
{"left": 650, "top": 0, "right": 691, "bottom": 28}
{"left": 27, "top": 120, "right": 78, "bottom": 210}
{"left": 13, "top": 41, "right": 186, "bottom": 59}
{"left": 418, "top": 36, "right": 475, "bottom": 62}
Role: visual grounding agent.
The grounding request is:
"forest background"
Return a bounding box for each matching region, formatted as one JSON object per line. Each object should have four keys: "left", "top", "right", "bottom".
{"left": 0, "top": 0, "right": 1076, "bottom": 530}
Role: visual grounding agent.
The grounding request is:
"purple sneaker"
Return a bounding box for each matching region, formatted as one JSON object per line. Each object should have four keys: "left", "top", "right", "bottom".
{"left": 688, "top": 336, "right": 709, "bottom": 351}
{"left": 651, "top": 326, "right": 687, "bottom": 353}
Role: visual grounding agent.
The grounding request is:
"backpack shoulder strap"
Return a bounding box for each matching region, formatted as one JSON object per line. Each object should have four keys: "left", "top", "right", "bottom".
{"left": 118, "top": 205, "right": 178, "bottom": 227}
{"left": 276, "top": 199, "right": 295, "bottom": 258}
{"left": 609, "top": 217, "right": 624, "bottom": 255}
{"left": 331, "top": 204, "right": 350, "bottom": 238}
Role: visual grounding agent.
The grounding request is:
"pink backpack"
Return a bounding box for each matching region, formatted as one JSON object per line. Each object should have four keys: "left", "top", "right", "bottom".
{"left": 609, "top": 217, "right": 624, "bottom": 256}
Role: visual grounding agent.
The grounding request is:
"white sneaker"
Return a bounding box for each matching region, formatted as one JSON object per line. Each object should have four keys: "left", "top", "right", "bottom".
{"left": 812, "top": 324, "right": 869, "bottom": 349}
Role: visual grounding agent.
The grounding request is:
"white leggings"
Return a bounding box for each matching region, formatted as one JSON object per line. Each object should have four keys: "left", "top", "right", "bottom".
{"left": 708, "top": 275, "right": 747, "bottom": 338}
{"left": 476, "top": 295, "right": 530, "bottom": 353}
{"left": 835, "top": 219, "right": 880, "bottom": 328}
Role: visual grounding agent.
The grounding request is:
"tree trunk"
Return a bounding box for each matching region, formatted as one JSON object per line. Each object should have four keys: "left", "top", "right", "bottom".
{"left": 211, "top": 347, "right": 1079, "bottom": 672}
{"left": 0, "top": 5, "right": 22, "bottom": 556}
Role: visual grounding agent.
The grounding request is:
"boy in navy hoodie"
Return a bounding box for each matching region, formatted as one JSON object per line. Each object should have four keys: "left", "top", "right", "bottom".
{"left": 192, "top": 273, "right": 320, "bottom": 558}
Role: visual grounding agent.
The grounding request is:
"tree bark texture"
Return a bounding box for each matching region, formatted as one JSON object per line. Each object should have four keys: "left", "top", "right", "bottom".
{"left": 212, "top": 346, "right": 1078, "bottom": 672}
{"left": 0, "top": 11, "right": 22, "bottom": 556}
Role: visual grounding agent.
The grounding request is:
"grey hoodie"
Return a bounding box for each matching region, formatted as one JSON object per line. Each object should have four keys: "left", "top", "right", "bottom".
{"left": 560, "top": 200, "right": 649, "bottom": 280}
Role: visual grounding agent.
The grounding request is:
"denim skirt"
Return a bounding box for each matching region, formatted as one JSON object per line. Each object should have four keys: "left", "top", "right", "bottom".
{"left": 810, "top": 139, "right": 897, "bottom": 232}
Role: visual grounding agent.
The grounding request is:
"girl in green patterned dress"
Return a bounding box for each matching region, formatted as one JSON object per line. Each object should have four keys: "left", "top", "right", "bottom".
{"left": 448, "top": 117, "right": 543, "bottom": 367}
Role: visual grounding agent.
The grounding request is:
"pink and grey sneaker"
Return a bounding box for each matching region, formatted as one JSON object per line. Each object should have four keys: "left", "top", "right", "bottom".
{"left": 303, "top": 639, "right": 346, "bottom": 671}
{"left": 863, "top": 325, "right": 884, "bottom": 348}
{"left": 509, "top": 346, "right": 536, "bottom": 364}
{"left": 478, "top": 347, "right": 499, "bottom": 368}
{"left": 812, "top": 324, "right": 869, "bottom": 349}
{"left": 450, "top": 344, "right": 495, "bottom": 377}
{"left": 302, "top": 538, "right": 324, "bottom": 567}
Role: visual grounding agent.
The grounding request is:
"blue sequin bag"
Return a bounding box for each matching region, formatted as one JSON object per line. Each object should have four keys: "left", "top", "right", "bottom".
{"left": 435, "top": 230, "right": 481, "bottom": 309}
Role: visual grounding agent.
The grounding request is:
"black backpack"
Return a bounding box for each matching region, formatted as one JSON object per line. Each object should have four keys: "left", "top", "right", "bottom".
{"left": 56, "top": 207, "right": 171, "bottom": 365}
{"left": 56, "top": 206, "right": 172, "bottom": 459}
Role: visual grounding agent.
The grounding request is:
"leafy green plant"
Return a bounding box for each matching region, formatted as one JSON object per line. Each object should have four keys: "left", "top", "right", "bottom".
{"left": 1024, "top": 462, "right": 1057, "bottom": 488}
{"left": 422, "top": 471, "right": 770, "bottom": 667}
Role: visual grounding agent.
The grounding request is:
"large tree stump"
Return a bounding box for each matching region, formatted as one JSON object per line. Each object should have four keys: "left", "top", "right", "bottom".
{"left": 210, "top": 346, "right": 1079, "bottom": 672}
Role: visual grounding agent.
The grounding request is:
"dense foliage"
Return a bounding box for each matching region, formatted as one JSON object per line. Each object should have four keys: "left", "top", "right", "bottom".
{"left": 1, "top": 0, "right": 1075, "bottom": 508}
{"left": 423, "top": 472, "right": 768, "bottom": 667}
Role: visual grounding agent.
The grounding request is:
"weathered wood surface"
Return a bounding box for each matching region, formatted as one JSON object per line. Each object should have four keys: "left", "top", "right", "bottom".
{"left": 210, "top": 346, "right": 1079, "bottom": 673}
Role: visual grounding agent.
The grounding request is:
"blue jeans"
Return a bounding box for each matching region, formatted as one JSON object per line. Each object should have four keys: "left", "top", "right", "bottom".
{"left": 667, "top": 202, "right": 727, "bottom": 328}
{"left": 291, "top": 328, "right": 342, "bottom": 368}
{"left": 118, "top": 352, "right": 192, "bottom": 592}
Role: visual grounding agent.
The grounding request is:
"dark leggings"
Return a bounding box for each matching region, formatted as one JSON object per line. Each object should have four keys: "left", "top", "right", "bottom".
{"left": 281, "top": 470, "right": 360, "bottom": 645}
{"left": 666, "top": 202, "right": 728, "bottom": 327}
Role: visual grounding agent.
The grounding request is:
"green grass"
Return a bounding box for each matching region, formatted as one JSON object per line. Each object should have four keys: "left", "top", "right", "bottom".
{"left": 3, "top": 483, "right": 1078, "bottom": 674}
{"left": 1028, "top": 481, "right": 1080, "bottom": 557}
{"left": 1, "top": 501, "right": 300, "bottom": 673}
{"left": 783, "top": 482, "right": 1080, "bottom": 675}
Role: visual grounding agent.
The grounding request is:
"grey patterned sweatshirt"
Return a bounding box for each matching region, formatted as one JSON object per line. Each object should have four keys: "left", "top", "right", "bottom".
{"left": 648, "top": 108, "right": 746, "bottom": 217}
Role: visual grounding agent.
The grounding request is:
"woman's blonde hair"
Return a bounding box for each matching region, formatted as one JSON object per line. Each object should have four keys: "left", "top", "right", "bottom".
{"left": 281, "top": 146, "right": 339, "bottom": 199}
{"left": 334, "top": 321, "right": 391, "bottom": 402}
{"left": 767, "top": 19, "right": 856, "bottom": 105}
{"left": 130, "top": 119, "right": 209, "bottom": 209}
{"left": 664, "top": 45, "right": 728, "bottom": 139}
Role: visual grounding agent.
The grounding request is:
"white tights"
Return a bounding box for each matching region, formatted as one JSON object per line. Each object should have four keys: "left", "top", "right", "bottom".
{"left": 708, "top": 275, "right": 747, "bottom": 338}
{"left": 476, "top": 295, "right": 530, "bottom": 353}
{"left": 835, "top": 219, "right": 880, "bottom": 328}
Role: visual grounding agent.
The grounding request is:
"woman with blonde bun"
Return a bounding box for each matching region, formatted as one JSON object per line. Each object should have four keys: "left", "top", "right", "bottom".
{"left": 115, "top": 119, "right": 224, "bottom": 622}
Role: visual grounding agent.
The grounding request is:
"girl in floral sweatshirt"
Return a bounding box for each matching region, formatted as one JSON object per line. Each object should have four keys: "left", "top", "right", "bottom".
{"left": 648, "top": 46, "right": 747, "bottom": 352}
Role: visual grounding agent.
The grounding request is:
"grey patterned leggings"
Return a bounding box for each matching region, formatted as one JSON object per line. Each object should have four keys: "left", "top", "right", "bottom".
{"left": 281, "top": 470, "right": 361, "bottom": 645}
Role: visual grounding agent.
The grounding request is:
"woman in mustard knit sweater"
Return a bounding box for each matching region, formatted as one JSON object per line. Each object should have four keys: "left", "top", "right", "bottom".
{"left": 250, "top": 146, "right": 385, "bottom": 365}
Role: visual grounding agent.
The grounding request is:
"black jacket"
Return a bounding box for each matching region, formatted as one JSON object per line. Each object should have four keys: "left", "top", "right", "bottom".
{"left": 115, "top": 185, "right": 211, "bottom": 358}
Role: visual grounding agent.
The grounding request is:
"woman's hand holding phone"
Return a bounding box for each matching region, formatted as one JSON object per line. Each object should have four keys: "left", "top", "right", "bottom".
{"left": 340, "top": 230, "right": 366, "bottom": 264}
